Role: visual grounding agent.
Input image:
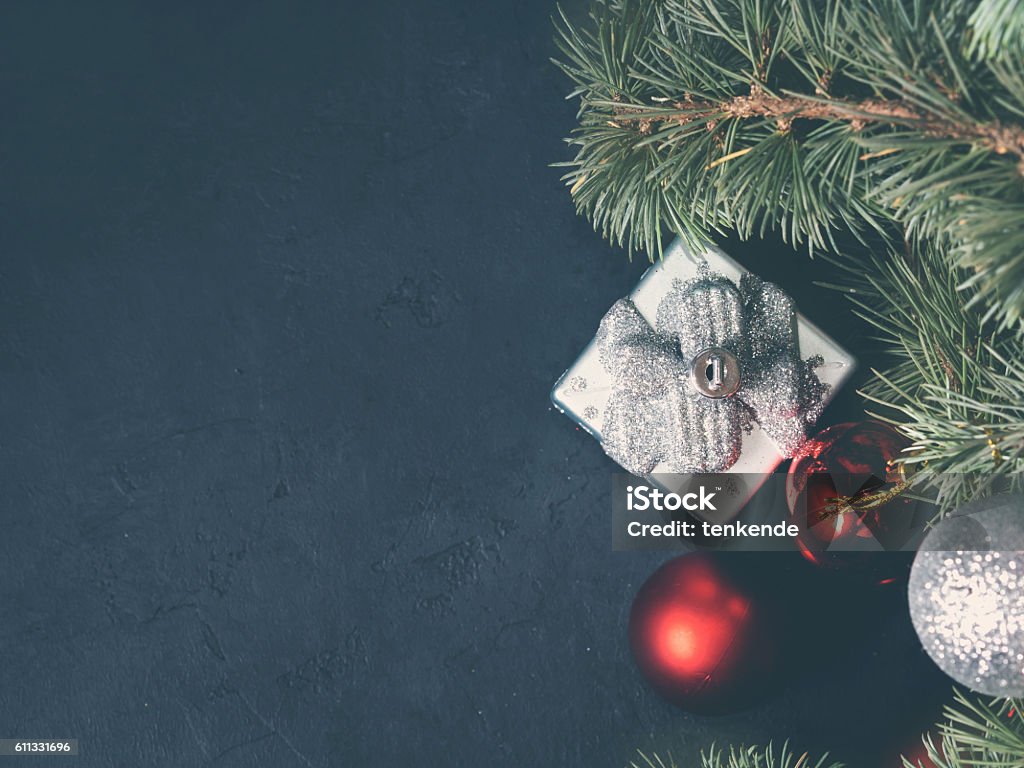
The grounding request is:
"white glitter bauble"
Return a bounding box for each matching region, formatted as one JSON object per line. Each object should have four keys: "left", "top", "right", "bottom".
{"left": 908, "top": 494, "right": 1024, "bottom": 697}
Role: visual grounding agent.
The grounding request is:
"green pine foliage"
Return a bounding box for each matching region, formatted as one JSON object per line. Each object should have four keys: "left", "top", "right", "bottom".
{"left": 630, "top": 743, "right": 841, "bottom": 768}
{"left": 968, "top": 0, "right": 1024, "bottom": 61}
{"left": 627, "top": 693, "right": 1024, "bottom": 768}
{"left": 555, "top": 0, "right": 1024, "bottom": 506}
{"left": 841, "top": 243, "right": 1024, "bottom": 508}
{"left": 914, "top": 691, "right": 1024, "bottom": 767}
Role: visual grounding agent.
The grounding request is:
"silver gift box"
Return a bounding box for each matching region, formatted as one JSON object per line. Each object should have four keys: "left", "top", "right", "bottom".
{"left": 551, "top": 239, "right": 856, "bottom": 509}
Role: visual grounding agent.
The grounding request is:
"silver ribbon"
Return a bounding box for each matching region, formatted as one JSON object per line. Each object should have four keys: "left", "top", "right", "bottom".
{"left": 595, "top": 265, "right": 828, "bottom": 474}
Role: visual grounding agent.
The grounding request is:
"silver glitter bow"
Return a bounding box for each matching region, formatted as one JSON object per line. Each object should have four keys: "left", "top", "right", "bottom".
{"left": 595, "top": 265, "right": 828, "bottom": 475}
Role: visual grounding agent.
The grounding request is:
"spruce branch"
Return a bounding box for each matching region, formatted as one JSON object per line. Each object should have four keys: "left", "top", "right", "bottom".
{"left": 841, "top": 242, "right": 1024, "bottom": 509}
{"left": 607, "top": 92, "right": 1024, "bottom": 164}
{"left": 554, "top": 0, "right": 1024, "bottom": 327}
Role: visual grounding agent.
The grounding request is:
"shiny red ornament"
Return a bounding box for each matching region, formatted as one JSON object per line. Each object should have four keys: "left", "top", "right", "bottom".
{"left": 892, "top": 732, "right": 943, "bottom": 768}
{"left": 786, "top": 421, "right": 913, "bottom": 572}
{"left": 628, "top": 552, "right": 778, "bottom": 713}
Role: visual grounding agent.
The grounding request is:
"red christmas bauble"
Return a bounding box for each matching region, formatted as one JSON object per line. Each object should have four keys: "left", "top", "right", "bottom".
{"left": 628, "top": 552, "right": 779, "bottom": 713}
{"left": 786, "top": 421, "right": 913, "bottom": 573}
{"left": 896, "top": 739, "right": 942, "bottom": 768}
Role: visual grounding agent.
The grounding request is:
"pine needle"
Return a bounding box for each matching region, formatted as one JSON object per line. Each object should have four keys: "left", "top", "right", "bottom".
{"left": 707, "top": 146, "right": 754, "bottom": 169}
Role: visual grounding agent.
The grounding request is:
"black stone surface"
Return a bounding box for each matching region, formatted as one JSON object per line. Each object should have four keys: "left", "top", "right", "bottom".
{"left": 0, "top": 2, "right": 950, "bottom": 766}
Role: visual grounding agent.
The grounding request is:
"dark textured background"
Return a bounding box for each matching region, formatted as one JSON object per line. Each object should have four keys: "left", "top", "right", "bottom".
{"left": 0, "top": 2, "right": 950, "bottom": 766}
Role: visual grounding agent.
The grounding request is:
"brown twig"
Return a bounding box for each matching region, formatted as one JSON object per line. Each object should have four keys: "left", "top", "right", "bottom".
{"left": 935, "top": 344, "right": 961, "bottom": 393}
{"left": 824, "top": 480, "right": 909, "bottom": 518}
{"left": 612, "top": 90, "right": 1024, "bottom": 166}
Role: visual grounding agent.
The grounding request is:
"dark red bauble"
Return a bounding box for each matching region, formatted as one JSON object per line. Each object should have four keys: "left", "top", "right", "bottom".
{"left": 786, "top": 421, "right": 913, "bottom": 573}
{"left": 895, "top": 739, "right": 942, "bottom": 768}
{"left": 628, "top": 552, "right": 779, "bottom": 713}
